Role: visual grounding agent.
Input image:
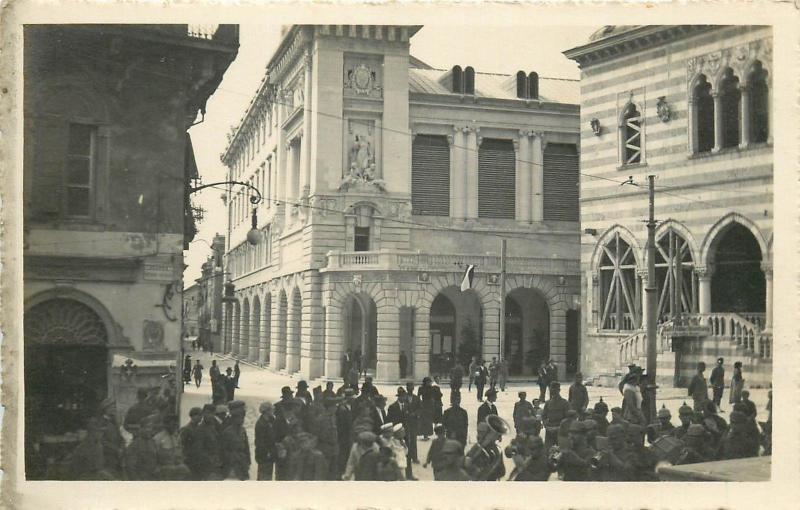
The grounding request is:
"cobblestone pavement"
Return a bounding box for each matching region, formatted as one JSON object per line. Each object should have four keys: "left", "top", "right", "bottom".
{"left": 180, "top": 350, "right": 770, "bottom": 481}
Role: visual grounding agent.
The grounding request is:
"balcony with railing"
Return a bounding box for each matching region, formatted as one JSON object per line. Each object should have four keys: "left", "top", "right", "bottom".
{"left": 323, "top": 249, "right": 580, "bottom": 275}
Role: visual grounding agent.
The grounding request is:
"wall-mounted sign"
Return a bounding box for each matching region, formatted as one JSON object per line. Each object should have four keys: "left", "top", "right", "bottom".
{"left": 144, "top": 262, "right": 174, "bottom": 281}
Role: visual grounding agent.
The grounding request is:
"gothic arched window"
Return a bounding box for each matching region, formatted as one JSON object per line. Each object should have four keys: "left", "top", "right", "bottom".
{"left": 693, "top": 75, "right": 715, "bottom": 153}
{"left": 598, "top": 232, "right": 641, "bottom": 331}
{"left": 516, "top": 71, "right": 527, "bottom": 99}
{"left": 719, "top": 68, "right": 741, "bottom": 149}
{"left": 655, "top": 229, "right": 696, "bottom": 322}
{"left": 748, "top": 61, "right": 769, "bottom": 144}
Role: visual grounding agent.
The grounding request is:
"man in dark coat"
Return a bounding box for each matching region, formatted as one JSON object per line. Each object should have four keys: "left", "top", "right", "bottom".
{"left": 123, "top": 388, "right": 155, "bottom": 434}
{"left": 124, "top": 414, "right": 159, "bottom": 480}
{"left": 96, "top": 397, "right": 124, "bottom": 478}
{"left": 568, "top": 372, "right": 589, "bottom": 413}
{"left": 722, "top": 410, "right": 760, "bottom": 459}
{"left": 179, "top": 407, "right": 204, "bottom": 479}
{"left": 335, "top": 389, "right": 357, "bottom": 478}
{"left": 449, "top": 363, "right": 464, "bottom": 394}
{"left": 541, "top": 382, "right": 570, "bottom": 449}
{"left": 296, "top": 380, "right": 313, "bottom": 404}
{"left": 370, "top": 394, "right": 388, "bottom": 437}
{"left": 688, "top": 362, "right": 709, "bottom": 412}
{"left": 710, "top": 357, "right": 725, "bottom": 411}
{"left": 233, "top": 360, "right": 241, "bottom": 388}
{"left": 591, "top": 398, "right": 610, "bottom": 437}
{"left": 474, "top": 361, "right": 489, "bottom": 402}
{"left": 404, "top": 382, "right": 421, "bottom": 461}
{"left": 442, "top": 391, "right": 469, "bottom": 446}
{"left": 477, "top": 388, "right": 499, "bottom": 427}
{"left": 322, "top": 381, "right": 336, "bottom": 400}
{"left": 67, "top": 417, "right": 116, "bottom": 480}
{"left": 434, "top": 439, "right": 471, "bottom": 481}
{"left": 193, "top": 404, "right": 223, "bottom": 480}
{"left": 254, "top": 401, "right": 278, "bottom": 481}
{"left": 223, "top": 368, "right": 236, "bottom": 402}
{"left": 209, "top": 359, "right": 221, "bottom": 386}
{"left": 513, "top": 392, "right": 535, "bottom": 434}
{"left": 221, "top": 400, "right": 250, "bottom": 480}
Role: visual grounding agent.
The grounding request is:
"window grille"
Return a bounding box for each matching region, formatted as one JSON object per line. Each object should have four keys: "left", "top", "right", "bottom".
{"left": 478, "top": 138, "right": 515, "bottom": 219}
{"left": 599, "top": 232, "right": 640, "bottom": 331}
{"left": 411, "top": 135, "right": 450, "bottom": 216}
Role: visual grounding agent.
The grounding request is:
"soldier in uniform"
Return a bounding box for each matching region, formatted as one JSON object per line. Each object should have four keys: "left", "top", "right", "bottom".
{"left": 722, "top": 410, "right": 760, "bottom": 459}
{"left": 96, "top": 397, "right": 123, "bottom": 478}
{"left": 568, "top": 372, "right": 589, "bottom": 413}
{"left": 221, "top": 400, "right": 250, "bottom": 480}
{"left": 592, "top": 424, "right": 634, "bottom": 481}
{"left": 541, "top": 382, "right": 570, "bottom": 449}
{"left": 291, "top": 432, "right": 328, "bottom": 480}
{"left": 67, "top": 417, "right": 116, "bottom": 480}
{"left": 335, "top": 388, "right": 357, "bottom": 478}
{"left": 625, "top": 423, "right": 658, "bottom": 481}
{"left": 675, "top": 424, "right": 710, "bottom": 465}
{"left": 513, "top": 391, "right": 535, "bottom": 434}
{"left": 554, "top": 420, "right": 595, "bottom": 481}
{"left": 434, "top": 439, "right": 471, "bottom": 481}
{"left": 477, "top": 388, "right": 499, "bottom": 427}
{"left": 153, "top": 414, "right": 191, "bottom": 480}
{"left": 591, "top": 398, "right": 610, "bottom": 437}
{"left": 688, "top": 362, "right": 709, "bottom": 412}
{"left": 710, "top": 357, "right": 725, "bottom": 411}
{"left": 647, "top": 405, "right": 676, "bottom": 444}
{"left": 442, "top": 391, "right": 469, "bottom": 447}
{"left": 193, "top": 404, "right": 223, "bottom": 480}
{"left": 179, "top": 407, "right": 204, "bottom": 479}
{"left": 124, "top": 414, "right": 159, "bottom": 480}
{"left": 671, "top": 402, "right": 694, "bottom": 441}
{"left": 509, "top": 435, "right": 553, "bottom": 481}
{"left": 557, "top": 409, "right": 579, "bottom": 448}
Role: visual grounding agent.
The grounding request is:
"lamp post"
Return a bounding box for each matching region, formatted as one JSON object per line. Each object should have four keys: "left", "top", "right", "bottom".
{"left": 189, "top": 180, "right": 263, "bottom": 246}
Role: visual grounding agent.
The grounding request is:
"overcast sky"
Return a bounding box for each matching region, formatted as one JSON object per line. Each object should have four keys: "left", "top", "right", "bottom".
{"left": 184, "top": 24, "right": 596, "bottom": 284}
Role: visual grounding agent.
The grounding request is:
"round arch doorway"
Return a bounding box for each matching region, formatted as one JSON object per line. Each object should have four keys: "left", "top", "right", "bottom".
{"left": 429, "top": 287, "right": 483, "bottom": 377}
{"left": 343, "top": 293, "right": 378, "bottom": 376}
{"left": 24, "top": 298, "right": 110, "bottom": 476}
{"left": 504, "top": 288, "right": 550, "bottom": 376}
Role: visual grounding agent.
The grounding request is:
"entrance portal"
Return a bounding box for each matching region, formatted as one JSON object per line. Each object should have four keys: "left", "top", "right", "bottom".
{"left": 710, "top": 223, "right": 765, "bottom": 313}
{"left": 429, "top": 287, "right": 483, "bottom": 377}
{"left": 504, "top": 289, "right": 550, "bottom": 376}
{"left": 344, "top": 293, "right": 378, "bottom": 375}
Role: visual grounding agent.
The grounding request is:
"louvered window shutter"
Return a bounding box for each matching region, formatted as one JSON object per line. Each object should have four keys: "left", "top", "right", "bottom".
{"left": 32, "top": 117, "right": 69, "bottom": 217}
{"left": 411, "top": 135, "right": 450, "bottom": 216}
{"left": 543, "top": 143, "right": 579, "bottom": 222}
{"left": 478, "top": 138, "right": 515, "bottom": 219}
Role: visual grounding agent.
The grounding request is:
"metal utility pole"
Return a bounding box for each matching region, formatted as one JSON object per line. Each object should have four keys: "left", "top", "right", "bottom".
{"left": 645, "top": 175, "right": 658, "bottom": 424}
{"left": 499, "top": 239, "right": 507, "bottom": 362}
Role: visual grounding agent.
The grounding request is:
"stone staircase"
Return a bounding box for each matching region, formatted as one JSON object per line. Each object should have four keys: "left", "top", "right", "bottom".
{"left": 589, "top": 312, "right": 772, "bottom": 389}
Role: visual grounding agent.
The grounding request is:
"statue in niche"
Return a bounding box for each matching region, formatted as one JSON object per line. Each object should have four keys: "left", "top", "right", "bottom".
{"left": 350, "top": 134, "right": 374, "bottom": 177}
{"left": 339, "top": 123, "right": 385, "bottom": 192}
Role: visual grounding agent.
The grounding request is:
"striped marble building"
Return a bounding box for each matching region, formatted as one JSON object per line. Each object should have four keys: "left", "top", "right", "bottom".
{"left": 565, "top": 25, "right": 773, "bottom": 386}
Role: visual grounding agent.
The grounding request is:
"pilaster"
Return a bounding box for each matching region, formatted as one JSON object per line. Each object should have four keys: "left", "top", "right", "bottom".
{"left": 300, "top": 272, "right": 324, "bottom": 378}
{"left": 531, "top": 132, "right": 544, "bottom": 222}
{"left": 376, "top": 301, "right": 401, "bottom": 381}
{"left": 269, "top": 290, "right": 286, "bottom": 370}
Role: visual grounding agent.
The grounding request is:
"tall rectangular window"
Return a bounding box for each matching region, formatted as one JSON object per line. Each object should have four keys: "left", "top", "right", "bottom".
{"left": 354, "top": 227, "right": 370, "bottom": 252}
{"left": 65, "top": 123, "right": 96, "bottom": 217}
{"left": 543, "top": 143, "right": 579, "bottom": 222}
{"left": 411, "top": 134, "right": 450, "bottom": 216}
{"left": 266, "top": 160, "right": 272, "bottom": 208}
{"left": 478, "top": 138, "right": 515, "bottom": 219}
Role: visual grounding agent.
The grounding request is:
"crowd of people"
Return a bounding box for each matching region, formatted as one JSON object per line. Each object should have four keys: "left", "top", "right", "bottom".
{"left": 37, "top": 352, "right": 771, "bottom": 481}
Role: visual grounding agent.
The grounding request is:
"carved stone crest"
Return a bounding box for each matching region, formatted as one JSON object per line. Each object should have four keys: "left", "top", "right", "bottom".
{"left": 143, "top": 319, "right": 165, "bottom": 350}
{"left": 345, "top": 63, "right": 380, "bottom": 95}
{"left": 353, "top": 274, "right": 363, "bottom": 291}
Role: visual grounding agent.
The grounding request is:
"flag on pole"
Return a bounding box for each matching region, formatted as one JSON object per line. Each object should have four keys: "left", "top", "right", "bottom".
{"left": 460, "top": 265, "right": 475, "bottom": 291}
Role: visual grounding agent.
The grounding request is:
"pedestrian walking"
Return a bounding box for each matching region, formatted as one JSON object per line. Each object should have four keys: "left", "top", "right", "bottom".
{"left": 688, "top": 362, "right": 709, "bottom": 412}
{"left": 477, "top": 388, "right": 499, "bottom": 427}
{"left": 537, "top": 360, "right": 550, "bottom": 402}
{"left": 233, "top": 360, "right": 241, "bottom": 388}
{"left": 192, "top": 359, "right": 204, "bottom": 388}
{"left": 729, "top": 361, "right": 744, "bottom": 405}
{"left": 221, "top": 400, "right": 250, "bottom": 480}
{"left": 404, "top": 383, "right": 421, "bottom": 461}
{"left": 182, "top": 355, "right": 192, "bottom": 386}
{"left": 467, "top": 356, "right": 478, "bottom": 392}
{"left": 488, "top": 357, "right": 499, "bottom": 390}
{"left": 179, "top": 407, "right": 203, "bottom": 479}
{"left": 710, "top": 357, "right": 725, "bottom": 411}
{"left": 223, "top": 368, "right": 236, "bottom": 402}
{"left": 513, "top": 392, "right": 535, "bottom": 434}
{"left": 255, "top": 401, "right": 278, "bottom": 480}
{"left": 418, "top": 377, "right": 436, "bottom": 439}
{"left": 498, "top": 358, "right": 508, "bottom": 392}
{"left": 474, "top": 360, "right": 488, "bottom": 402}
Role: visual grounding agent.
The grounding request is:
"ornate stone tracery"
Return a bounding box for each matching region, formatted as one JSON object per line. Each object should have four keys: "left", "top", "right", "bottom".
{"left": 25, "top": 299, "right": 108, "bottom": 346}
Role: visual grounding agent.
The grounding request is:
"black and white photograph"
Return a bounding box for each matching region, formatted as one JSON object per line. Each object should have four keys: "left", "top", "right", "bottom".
{"left": 2, "top": 2, "right": 798, "bottom": 509}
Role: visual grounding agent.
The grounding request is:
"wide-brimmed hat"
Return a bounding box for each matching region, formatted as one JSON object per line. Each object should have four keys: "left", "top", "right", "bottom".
{"left": 380, "top": 423, "right": 394, "bottom": 434}
{"left": 297, "top": 380, "right": 309, "bottom": 389}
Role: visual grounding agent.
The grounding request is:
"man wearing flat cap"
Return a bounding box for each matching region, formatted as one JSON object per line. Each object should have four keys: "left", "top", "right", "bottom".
{"left": 513, "top": 391, "right": 535, "bottom": 434}
{"left": 180, "top": 407, "right": 204, "bottom": 479}
{"left": 124, "top": 413, "right": 160, "bottom": 480}
{"left": 193, "top": 404, "right": 223, "bottom": 480}
{"left": 255, "top": 401, "right": 278, "bottom": 480}
{"left": 710, "top": 357, "right": 725, "bottom": 412}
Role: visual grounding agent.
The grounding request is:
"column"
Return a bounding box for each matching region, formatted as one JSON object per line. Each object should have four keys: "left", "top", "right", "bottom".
{"left": 516, "top": 130, "right": 531, "bottom": 222}
{"left": 269, "top": 291, "right": 285, "bottom": 370}
{"left": 531, "top": 133, "right": 544, "bottom": 222}
{"left": 461, "top": 126, "right": 470, "bottom": 219}
{"left": 300, "top": 51, "right": 313, "bottom": 197}
{"left": 286, "top": 292, "right": 300, "bottom": 373}
{"left": 231, "top": 303, "right": 239, "bottom": 356}
{"left": 300, "top": 272, "right": 324, "bottom": 378}
{"left": 739, "top": 85, "right": 751, "bottom": 149}
{"left": 712, "top": 92, "right": 724, "bottom": 152}
{"left": 483, "top": 298, "right": 501, "bottom": 362}
{"left": 275, "top": 91, "right": 286, "bottom": 204}
{"left": 466, "top": 127, "right": 479, "bottom": 218}
{"left": 697, "top": 267, "right": 712, "bottom": 314}
{"left": 259, "top": 299, "right": 271, "bottom": 365}
{"left": 376, "top": 302, "right": 401, "bottom": 381}
{"left": 324, "top": 298, "right": 344, "bottom": 378}
{"left": 249, "top": 304, "right": 259, "bottom": 362}
{"left": 414, "top": 303, "right": 431, "bottom": 380}
{"left": 762, "top": 262, "right": 772, "bottom": 330}
{"left": 450, "top": 126, "right": 465, "bottom": 219}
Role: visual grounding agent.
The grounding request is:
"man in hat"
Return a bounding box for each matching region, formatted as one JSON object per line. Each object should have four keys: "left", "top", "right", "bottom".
{"left": 404, "top": 382, "right": 421, "bottom": 456}
{"left": 556, "top": 421, "right": 596, "bottom": 481}
{"left": 124, "top": 413, "right": 160, "bottom": 480}
{"left": 123, "top": 388, "right": 155, "bottom": 434}
{"left": 510, "top": 435, "right": 553, "bottom": 481}
{"left": 488, "top": 357, "right": 499, "bottom": 390}
{"left": 568, "top": 372, "right": 589, "bottom": 413}
{"left": 180, "top": 407, "right": 204, "bottom": 479}
{"left": 688, "top": 361, "right": 709, "bottom": 412}
{"left": 498, "top": 358, "right": 509, "bottom": 392}
{"left": 672, "top": 402, "right": 694, "bottom": 441}
{"left": 442, "top": 391, "right": 469, "bottom": 447}
{"left": 675, "top": 424, "right": 710, "bottom": 465}
{"left": 221, "top": 400, "right": 250, "bottom": 480}
{"left": 255, "top": 401, "right": 278, "bottom": 480}
{"left": 592, "top": 398, "right": 610, "bottom": 437}
{"left": 223, "top": 367, "right": 236, "bottom": 402}
{"left": 296, "top": 380, "right": 313, "bottom": 404}
{"left": 740, "top": 390, "right": 757, "bottom": 419}
{"left": 335, "top": 388, "right": 357, "bottom": 478}
{"left": 449, "top": 361, "right": 464, "bottom": 396}
{"left": 343, "top": 431, "right": 379, "bottom": 480}
{"left": 209, "top": 359, "right": 221, "bottom": 387}
{"left": 513, "top": 392, "right": 535, "bottom": 434}
{"left": 710, "top": 357, "right": 725, "bottom": 412}
{"left": 701, "top": 399, "right": 728, "bottom": 460}
{"left": 96, "top": 397, "right": 123, "bottom": 478}
{"left": 424, "top": 424, "right": 447, "bottom": 475}
{"left": 647, "top": 405, "right": 676, "bottom": 444}
{"left": 434, "top": 439, "right": 471, "bottom": 481}
{"left": 541, "top": 382, "right": 570, "bottom": 449}
{"left": 153, "top": 414, "right": 191, "bottom": 480}
{"left": 477, "top": 388, "right": 499, "bottom": 428}
{"left": 233, "top": 360, "right": 241, "bottom": 388}
{"left": 274, "top": 386, "right": 295, "bottom": 437}
{"left": 322, "top": 381, "right": 336, "bottom": 400}
{"left": 370, "top": 394, "right": 388, "bottom": 437}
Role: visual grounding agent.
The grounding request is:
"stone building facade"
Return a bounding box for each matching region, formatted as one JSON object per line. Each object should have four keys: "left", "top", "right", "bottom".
{"left": 22, "top": 24, "right": 238, "bottom": 469}
{"left": 221, "top": 25, "right": 582, "bottom": 382}
{"left": 196, "top": 234, "right": 226, "bottom": 352}
{"left": 565, "top": 26, "right": 773, "bottom": 386}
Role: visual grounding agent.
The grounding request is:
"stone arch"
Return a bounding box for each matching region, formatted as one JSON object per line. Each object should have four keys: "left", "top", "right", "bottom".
{"left": 260, "top": 291, "right": 272, "bottom": 364}
{"left": 285, "top": 286, "right": 303, "bottom": 373}
{"left": 250, "top": 295, "right": 261, "bottom": 362}
{"left": 700, "top": 212, "right": 768, "bottom": 268}
{"left": 591, "top": 224, "right": 644, "bottom": 274}
{"left": 24, "top": 287, "right": 128, "bottom": 349}
{"left": 656, "top": 219, "right": 701, "bottom": 265}
{"left": 345, "top": 200, "right": 383, "bottom": 217}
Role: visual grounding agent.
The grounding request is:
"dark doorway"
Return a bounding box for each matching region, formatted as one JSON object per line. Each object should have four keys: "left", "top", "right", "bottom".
{"left": 566, "top": 309, "right": 580, "bottom": 375}
{"left": 711, "top": 223, "right": 765, "bottom": 313}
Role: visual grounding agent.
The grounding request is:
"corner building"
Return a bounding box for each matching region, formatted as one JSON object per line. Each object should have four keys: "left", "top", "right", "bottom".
{"left": 565, "top": 26, "right": 773, "bottom": 386}
{"left": 222, "top": 25, "right": 581, "bottom": 382}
